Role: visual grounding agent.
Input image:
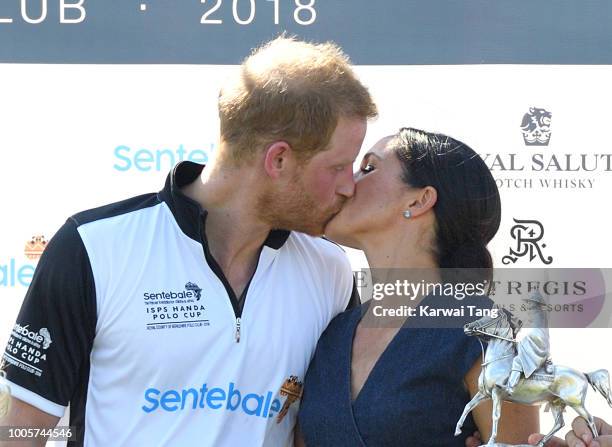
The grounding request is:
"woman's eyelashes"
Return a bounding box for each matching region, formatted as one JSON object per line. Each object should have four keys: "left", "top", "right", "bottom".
{"left": 360, "top": 163, "right": 375, "bottom": 174}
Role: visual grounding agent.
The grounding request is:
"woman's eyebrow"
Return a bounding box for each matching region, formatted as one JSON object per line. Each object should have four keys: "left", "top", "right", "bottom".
{"left": 363, "top": 152, "right": 383, "bottom": 160}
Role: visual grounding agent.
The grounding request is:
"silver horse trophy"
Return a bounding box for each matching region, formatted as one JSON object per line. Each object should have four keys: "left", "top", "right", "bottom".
{"left": 454, "top": 292, "right": 612, "bottom": 447}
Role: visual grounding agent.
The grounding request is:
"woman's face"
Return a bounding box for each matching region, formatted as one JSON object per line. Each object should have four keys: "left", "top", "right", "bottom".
{"left": 324, "top": 136, "right": 411, "bottom": 248}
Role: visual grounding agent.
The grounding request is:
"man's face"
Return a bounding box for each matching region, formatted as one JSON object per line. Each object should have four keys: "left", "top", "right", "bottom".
{"left": 258, "top": 117, "right": 367, "bottom": 236}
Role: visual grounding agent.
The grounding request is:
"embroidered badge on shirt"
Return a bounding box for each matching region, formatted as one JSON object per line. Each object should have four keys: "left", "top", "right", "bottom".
{"left": 276, "top": 375, "right": 303, "bottom": 423}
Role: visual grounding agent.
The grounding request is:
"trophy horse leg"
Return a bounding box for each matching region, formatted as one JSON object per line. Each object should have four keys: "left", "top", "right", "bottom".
{"left": 487, "top": 387, "right": 503, "bottom": 446}
{"left": 536, "top": 402, "right": 566, "bottom": 447}
{"left": 569, "top": 403, "right": 599, "bottom": 438}
{"left": 454, "top": 390, "right": 489, "bottom": 436}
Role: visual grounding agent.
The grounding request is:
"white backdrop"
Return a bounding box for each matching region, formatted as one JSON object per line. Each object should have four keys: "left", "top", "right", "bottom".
{"left": 1, "top": 64, "right": 611, "bottom": 442}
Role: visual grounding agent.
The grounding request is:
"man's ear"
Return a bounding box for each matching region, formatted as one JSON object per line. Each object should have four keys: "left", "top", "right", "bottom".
{"left": 405, "top": 186, "right": 437, "bottom": 218}
{"left": 263, "top": 141, "right": 293, "bottom": 179}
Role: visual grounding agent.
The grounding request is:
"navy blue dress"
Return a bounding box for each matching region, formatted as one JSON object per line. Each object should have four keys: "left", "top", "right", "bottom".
{"left": 298, "top": 296, "right": 488, "bottom": 446}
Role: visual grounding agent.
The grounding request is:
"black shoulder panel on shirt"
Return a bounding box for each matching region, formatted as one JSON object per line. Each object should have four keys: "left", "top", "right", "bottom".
{"left": 1, "top": 219, "right": 97, "bottom": 445}
{"left": 71, "top": 193, "right": 161, "bottom": 227}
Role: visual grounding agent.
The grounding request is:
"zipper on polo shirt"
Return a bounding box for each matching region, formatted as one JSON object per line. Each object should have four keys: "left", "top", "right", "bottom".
{"left": 235, "top": 317, "right": 241, "bottom": 343}
{"left": 199, "top": 213, "right": 255, "bottom": 343}
{"left": 203, "top": 248, "right": 254, "bottom": 344}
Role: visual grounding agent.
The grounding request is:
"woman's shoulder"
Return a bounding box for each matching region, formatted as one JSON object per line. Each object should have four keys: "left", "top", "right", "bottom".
{"left": 303, "top": 306, "right": 359, "bottom": 386}
{"left": 308, "top": 304, "right": 363, "bottom": 360}
{"left": 320, "top": 304, "right": 361, "bottom": 339}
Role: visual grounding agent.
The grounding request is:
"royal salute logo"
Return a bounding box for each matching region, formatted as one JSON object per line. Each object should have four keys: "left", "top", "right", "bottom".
{"left": 520, "top": 107, "right": 552, "bottom": 146}
{"left": 478, "top": 106, "right": 612, "bottom": 189}
{"left": 276, "top": 375, "right": 304, "bottom": 423}
{"left": 502, "top": 218, "right": 553, "bottom": 265}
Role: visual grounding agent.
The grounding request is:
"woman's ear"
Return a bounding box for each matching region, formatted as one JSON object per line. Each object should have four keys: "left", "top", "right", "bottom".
{"left": 405, "top": 186, "right": 437, "bottom": 218}
{"left": 263, "top": 141, "right": 293, "bottom": 179}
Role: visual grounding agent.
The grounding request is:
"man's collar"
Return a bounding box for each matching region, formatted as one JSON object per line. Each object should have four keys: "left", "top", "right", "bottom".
{"left": 159, "top": 161, "right": 291, "bottom": 249}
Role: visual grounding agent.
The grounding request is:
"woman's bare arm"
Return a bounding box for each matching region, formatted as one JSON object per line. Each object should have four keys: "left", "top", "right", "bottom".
{"left": 294, "top": 422, "right": 306, "bottom": 447}
{"left": 0, "top": 397, "right": 60, "bottom": 447}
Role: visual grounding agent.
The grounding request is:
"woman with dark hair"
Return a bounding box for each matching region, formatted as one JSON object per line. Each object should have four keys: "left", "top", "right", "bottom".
{"left": 295, "top": 128, "right": 539, "bottom": 446}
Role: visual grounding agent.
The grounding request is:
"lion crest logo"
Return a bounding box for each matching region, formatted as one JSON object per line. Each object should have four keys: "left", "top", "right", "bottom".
{"left": 520, "top": 107, "right": 552, "bottom": 146}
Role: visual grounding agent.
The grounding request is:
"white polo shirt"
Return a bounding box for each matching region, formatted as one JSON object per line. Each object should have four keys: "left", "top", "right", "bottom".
{"left": 2, "top": 161, "right": 358, "bottom": 446}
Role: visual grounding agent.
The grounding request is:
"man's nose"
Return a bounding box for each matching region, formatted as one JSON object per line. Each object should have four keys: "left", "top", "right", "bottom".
{"left": 336, "top": 169, "right": 356, "bottom": 198}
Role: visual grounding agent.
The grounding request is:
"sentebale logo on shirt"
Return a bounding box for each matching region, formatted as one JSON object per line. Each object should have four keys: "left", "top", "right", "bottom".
{"left": 142, "top": 382, "right": 282, "bottom": 419}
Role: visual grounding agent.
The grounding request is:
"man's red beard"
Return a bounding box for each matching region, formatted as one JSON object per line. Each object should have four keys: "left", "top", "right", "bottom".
{"left": 256, "top": 175, "right": 344, "bottom": 236}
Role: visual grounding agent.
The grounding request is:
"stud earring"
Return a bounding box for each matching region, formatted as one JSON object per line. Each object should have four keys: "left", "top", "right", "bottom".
{"left": 403, "top": 210, "right": 412, "bottom": 219}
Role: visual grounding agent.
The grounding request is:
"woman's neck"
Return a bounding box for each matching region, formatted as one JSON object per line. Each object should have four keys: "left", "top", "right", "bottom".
{"left": 359, "top": 231, "right": 441, "bottom": 308}
{"left": 360, "top": 231, "right": 437, "bottom": 270}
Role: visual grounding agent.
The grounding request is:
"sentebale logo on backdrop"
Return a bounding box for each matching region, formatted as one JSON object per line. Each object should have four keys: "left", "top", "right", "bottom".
{"left": 113, "top": 143, "right": 216, "bottom": 172}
